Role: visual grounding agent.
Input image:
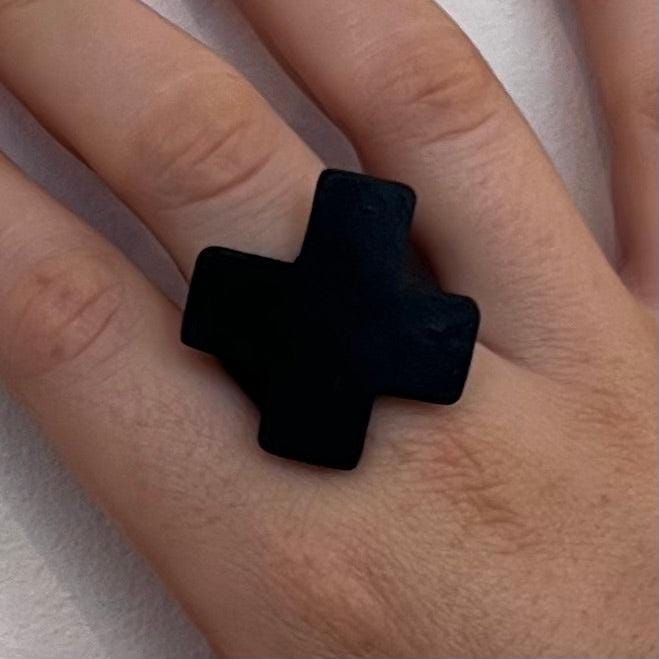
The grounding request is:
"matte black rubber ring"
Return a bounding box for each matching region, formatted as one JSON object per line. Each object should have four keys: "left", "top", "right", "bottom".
{"left": 181, "top": 170, "right": 479, "bottom": 470}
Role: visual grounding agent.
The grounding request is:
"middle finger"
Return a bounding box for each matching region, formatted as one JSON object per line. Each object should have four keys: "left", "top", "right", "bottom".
{"left": 0, "top": 0, "right": 323, "bottom": 277}
{"left": 238, "top": 0, "right": 633, "bottom": 368}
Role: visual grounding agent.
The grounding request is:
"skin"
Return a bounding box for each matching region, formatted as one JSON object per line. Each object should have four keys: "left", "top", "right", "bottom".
{"left": 0, "top": 0, "right": 656, "bottom": 655}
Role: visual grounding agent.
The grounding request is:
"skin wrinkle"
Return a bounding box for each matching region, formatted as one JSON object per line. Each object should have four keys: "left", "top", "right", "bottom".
{"left": 127, "top": 68, "right": 276, "bottom": 212}
{"left": 2, "top": 251, "right": 133, "bottom": 379}
{"left": 0, "top": 0, "right": 656, "bottom": 655}
{"left": 127, "top": 73, "right": 317, "bottom": 269}
{"left": 352, "top": 35, "right": 503, "bottom": 149}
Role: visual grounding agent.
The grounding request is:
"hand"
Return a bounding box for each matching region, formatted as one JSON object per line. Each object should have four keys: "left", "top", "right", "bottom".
{"left": 0, "top": 0, "right": 656, "bottom": 656}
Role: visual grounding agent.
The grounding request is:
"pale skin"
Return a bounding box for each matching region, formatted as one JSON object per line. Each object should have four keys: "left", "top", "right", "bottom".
{"left": 0, "top": 0, "right": 656, "bottom": 655}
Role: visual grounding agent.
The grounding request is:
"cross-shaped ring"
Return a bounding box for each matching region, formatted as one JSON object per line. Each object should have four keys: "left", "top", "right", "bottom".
{"left": 181, "top": 170, "right": 480, "bottom": 469}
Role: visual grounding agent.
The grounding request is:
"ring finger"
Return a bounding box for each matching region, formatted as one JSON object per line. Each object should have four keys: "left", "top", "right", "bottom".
{"left": 238, "top": 0, "right": 637, "bottom": 369}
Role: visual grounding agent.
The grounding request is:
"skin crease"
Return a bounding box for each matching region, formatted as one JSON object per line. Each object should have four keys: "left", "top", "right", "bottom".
{"left": 0, "top": 0, "right": 656, "bottom": 656}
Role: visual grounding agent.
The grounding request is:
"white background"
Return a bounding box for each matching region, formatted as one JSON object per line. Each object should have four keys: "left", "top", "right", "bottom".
{"left": 0, "top": 1, "right": 614, "bottom": 657}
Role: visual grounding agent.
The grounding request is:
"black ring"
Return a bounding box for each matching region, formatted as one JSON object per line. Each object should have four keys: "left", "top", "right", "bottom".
{"left": 181, "top": 169, "right": 479, "bottom": 469}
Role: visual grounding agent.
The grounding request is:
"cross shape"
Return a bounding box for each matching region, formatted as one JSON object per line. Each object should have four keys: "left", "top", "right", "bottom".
{"left": 182, "top": 170, "right": 479, "bottom": 469}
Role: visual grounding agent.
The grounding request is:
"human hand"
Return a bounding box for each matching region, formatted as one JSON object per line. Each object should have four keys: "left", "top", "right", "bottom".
{"left": 0, "top": 0, "right": 656, "bottom": 656}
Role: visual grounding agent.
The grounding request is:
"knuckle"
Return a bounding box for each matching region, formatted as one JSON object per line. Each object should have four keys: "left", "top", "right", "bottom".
{"left": 126, "top": 68, "right": 279, "bottom": 214}
{"left": 354, "top": 28, "right": 502, "bottom": 147}
{"left": 259, "top": 515, "right": 410, "bottom": 655}
{"left": 384, "top": 405, "right": 543, "bottom": 554}
{"left": 4, "top": 251, "right": 131, "bottom": 379}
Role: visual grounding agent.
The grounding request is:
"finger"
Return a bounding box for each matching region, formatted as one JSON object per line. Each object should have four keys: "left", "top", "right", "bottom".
{"left": 0, "top": 0, "right": 323, "bottom": 277}
{"left": 0, "top": 149, "right": 262, "bottom": 503}
{"left": 0, "top": 151, "right": 263, "bottom": 649}
{"left": 577, "top": 0, "right": 657, "bottom": 304}
{"left": 1, "top": 152, "right": 514, "bottom": 655}
{"left": 0, "top": 3, "right": 507, "bottom": 650}
{"left": 0, "top": 151, "right": 250, "bottom": 503}
{"left": 0, "top": 151, "right": 258, "bottom": 647}
{"left": 237, "top": 0, "right": 635, "bottom": 367}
